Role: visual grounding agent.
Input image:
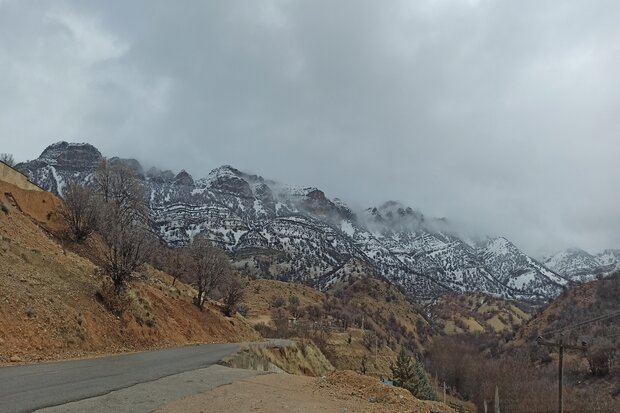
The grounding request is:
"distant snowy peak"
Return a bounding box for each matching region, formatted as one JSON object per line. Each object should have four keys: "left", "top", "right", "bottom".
{"left": 598, "top": 249, "right": 620, "bottom": 269}
{"left": 364, "top": 201, "right": 426, "bottom": 232}
{"left": 146, "top": 167, "right": 175, "bottom": 182}
{"left": 479, "top": 237, "right": 567, "bottom": 298}
{"left": 544, "top": 248, "right": 619, "bottom": 282}
{"left": 480, "top": 237, "right": 517, "bottom": 257}
{"left": 363, "top": 201, "right": 453, "bottom": 238}
{"left": 173, "top": 170, "right": 194, "bottom": 186}
{"left": 206, "top": 168, "right": 253, "bottom": 197}
{"left": 17, "top": 141, "right": 617, "bottom": 303}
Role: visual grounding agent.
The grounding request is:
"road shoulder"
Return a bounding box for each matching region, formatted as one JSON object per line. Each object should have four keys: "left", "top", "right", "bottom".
{"left": 35, "top": 365, "right": 264, "bottom": 413}
{"left": 155, "top": 370, "right": 456, "bottom": 413}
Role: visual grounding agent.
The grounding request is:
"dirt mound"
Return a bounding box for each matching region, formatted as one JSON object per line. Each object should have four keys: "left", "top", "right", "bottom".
{"left": 318, "top": 370, "right": 456, "bottom": 412}
{"left": 0, "top": 181, "right": 257, "bottom": 364}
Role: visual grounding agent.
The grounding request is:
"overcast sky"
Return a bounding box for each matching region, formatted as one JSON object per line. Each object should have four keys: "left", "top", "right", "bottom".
{"left": 1, "top": 0, "right": 619, "bottom": 256}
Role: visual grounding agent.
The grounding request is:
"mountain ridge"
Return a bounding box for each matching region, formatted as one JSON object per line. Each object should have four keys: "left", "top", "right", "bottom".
{"left": 16, "top": 141, "right": 617, "bottom": 302}
{"left": 543, "top": 247, "right": 620, "bottom": 282}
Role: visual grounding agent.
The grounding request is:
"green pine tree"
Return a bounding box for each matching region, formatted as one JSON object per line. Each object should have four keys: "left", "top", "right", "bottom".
{"left": 390, "top": 348, "right": 437, "bottom": 401}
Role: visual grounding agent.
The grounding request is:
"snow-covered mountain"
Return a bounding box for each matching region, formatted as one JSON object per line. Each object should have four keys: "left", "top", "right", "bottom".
{"left": 543, "top": 248, "right": 620, "bottom": 282}
{"left": 16, "top": 141, "right": 596, "bottom": 302}
{"left": 478, "top": 237, "right": 567, "bottom": 299}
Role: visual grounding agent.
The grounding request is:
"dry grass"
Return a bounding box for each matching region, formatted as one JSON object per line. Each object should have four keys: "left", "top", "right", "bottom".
{"left": 242, "top": 276, "right": 434, "bottom": 378}
{"left": 433, "top": 292, "right": 532, "bottom": 334}
{"left": 231, "top": 340, "right": 335, "bottom": 377}
{"left": 242, "top": 278, "right": 325, "bottom": 323}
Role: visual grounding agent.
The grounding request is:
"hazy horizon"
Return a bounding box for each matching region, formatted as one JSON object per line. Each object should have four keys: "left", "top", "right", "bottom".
{"left": 2, "top": 1, "right": 619, "bottom": 256}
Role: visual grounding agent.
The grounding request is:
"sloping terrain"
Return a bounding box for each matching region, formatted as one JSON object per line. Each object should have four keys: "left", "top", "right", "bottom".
{"left": 423, "top": 275, "right": 620, "bottom": 413}
{"left": 429, "top": 292, "right": 532, "bottom": 334}
{"left": 518, "top": 272, "right": 620, "bottom": 345}
{"left": 544, "top": 247, "right": 620, "bottom": 282}
{"left": 15, "top": 141, "right": 597, "bottom": 302}
{"left": 0, "top": 180, "right": 257, "bottom": 364}
{"left": 513, "top": 273, "right": 620, "bottom": 408}
{"left": 241, "top": 276, "right": 436, "bottom": 377}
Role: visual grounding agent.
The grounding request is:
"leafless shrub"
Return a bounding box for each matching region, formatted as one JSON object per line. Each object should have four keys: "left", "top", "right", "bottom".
{"left": 94, "top": 161, "right": 150, "bottom": 295}
{"left": 588, "top": 339, "right": 614, "bottom": 377}
{"left": 306, "top": 304, "right": 322, "bottom": 321}
{"left": 254, "top": 322, "right": 276, "bottom": 338}
{"left": 223, "top": 276, "right": 246, "bottom": 316}
{"left": 270, "top": 295, "right": 285, "bottom": 308}
{"left": 151, "top": 244, "right": 191, "bottom": 287}
{"left": 0, "top": 153, "right": 15, "bottom": 167}
{"left": 57, "top": 182, "right": 98, "bottom": 242}
{"left": 271, "top": 307, "right": 289, "bottom": 338}
{"left": 287, "top": 295, "right": 305, "bottom": 318}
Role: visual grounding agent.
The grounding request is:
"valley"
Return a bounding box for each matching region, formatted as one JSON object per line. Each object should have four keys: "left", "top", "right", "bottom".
{"left": 1, "top": 144, "right": 618, "bottom": 412}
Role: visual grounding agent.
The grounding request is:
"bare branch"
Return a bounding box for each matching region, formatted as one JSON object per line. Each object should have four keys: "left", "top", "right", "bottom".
{"left": 0, "top": 153, "right": 15, "bottom": 167}
{"left": 57, "top": 182, "right": 98, "bottom": 242}
{"left": 189, "top": 236, "right": 231, "bottom": 310}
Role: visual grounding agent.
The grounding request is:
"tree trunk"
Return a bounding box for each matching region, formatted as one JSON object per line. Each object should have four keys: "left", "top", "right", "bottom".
{"left": 114, "top": 276, "right": 124, "bottom": 295}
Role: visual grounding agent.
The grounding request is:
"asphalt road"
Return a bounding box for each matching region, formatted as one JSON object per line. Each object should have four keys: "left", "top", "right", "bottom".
{"left": 0, "top": 343, "right": 243, "bottom": 413}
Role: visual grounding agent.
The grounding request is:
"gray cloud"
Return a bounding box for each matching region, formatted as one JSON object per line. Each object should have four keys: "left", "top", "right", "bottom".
{"left": 1, "top": 0, "right": 619, "bottom": 256}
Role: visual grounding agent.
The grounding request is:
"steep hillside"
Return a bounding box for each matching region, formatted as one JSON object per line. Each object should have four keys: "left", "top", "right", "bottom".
{"left": 15, "top": 141, "right": 591, "bottom": 302}
{"left": 519, "top": 272, "right": 620, "bottom": 345}
{"left": 423, "top": 276, "right": 620, "bottom": 412}
{"left": 511, "top": 273, "right": 620, "bottom": 408}
{"left": 0, "top": 180, "right": 257, "bottom": 364}
{"left": 241, "top": 276, "right": 434, "bottom": 377}
{"left": 429, "top": 293, "right": 532, "bottom": 335}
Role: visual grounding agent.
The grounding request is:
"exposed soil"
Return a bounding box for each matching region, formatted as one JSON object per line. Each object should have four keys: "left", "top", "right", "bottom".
{"left": 0, "top": 181, "right": 257, "bottom": 364}
{"left": 156, "top": 370, "right": 456, "bottom": 413}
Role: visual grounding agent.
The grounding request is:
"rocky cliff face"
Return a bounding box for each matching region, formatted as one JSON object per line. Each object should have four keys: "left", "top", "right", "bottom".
{"left": 18, "top": 142, "right": 615, "bottom": 302}
{"left": 17, "top": 142, "right": 102, "bottom": 194}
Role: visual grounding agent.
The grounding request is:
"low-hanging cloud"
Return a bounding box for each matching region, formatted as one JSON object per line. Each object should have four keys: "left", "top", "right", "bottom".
{"left": 1, "top": 0, "right": 619, "bottom": 256}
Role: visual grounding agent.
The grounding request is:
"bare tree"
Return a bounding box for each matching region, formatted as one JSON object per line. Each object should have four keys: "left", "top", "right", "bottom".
{"left": 189, "top": 235, "right": 230, "bottom": 310}
{"left": 57, "top": 182, "right": 98, "bottom": 242}
{"left": 95, "top": 162, "right": 150, "bottom": 294}
{"left": 154, "top": 245, "right": 190, "bottom": 287}
{"left": 93, "top": 159, "right": 112, "bottom": 203}
{"left": 223, "top": 276, "right": 246, "bottom": 316}
{"left": 271, "top": 307, "right": 289, "bottom": 338}
{"left": 0, "top": 153, "right": 15, "bottom": 167}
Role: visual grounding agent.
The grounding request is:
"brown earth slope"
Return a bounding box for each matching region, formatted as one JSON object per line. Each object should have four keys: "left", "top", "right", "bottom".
{"left": 241, "top": 277, "right": 436, "bottom": 378}
{"left": 516, "top": 273, "right": 620, "bottom": 402}
{"left": 0, "top": 181, "right": 257, "bottom": 364}
{"left": 430, "top": 292, "right": 532, "bottom": 335}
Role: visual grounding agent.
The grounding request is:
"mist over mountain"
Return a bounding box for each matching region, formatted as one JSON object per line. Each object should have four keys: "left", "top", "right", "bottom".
{"left": 16, "top": 142, "right": 619, "bottom": 302}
